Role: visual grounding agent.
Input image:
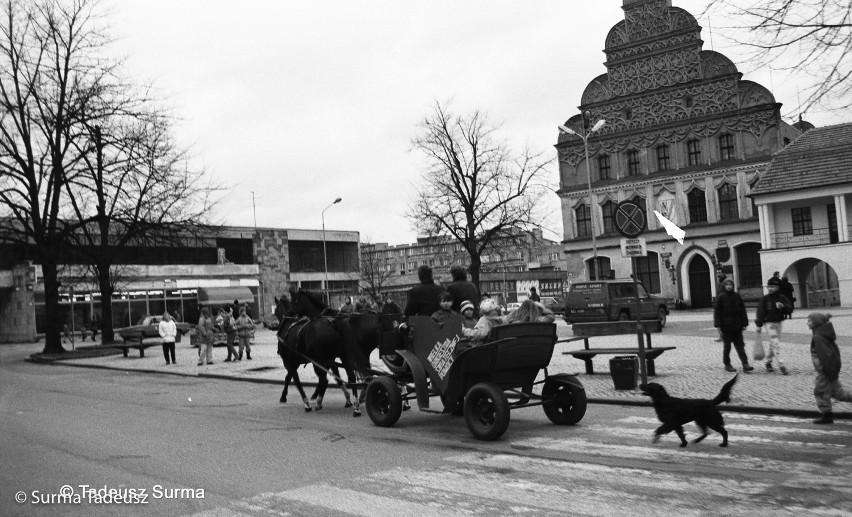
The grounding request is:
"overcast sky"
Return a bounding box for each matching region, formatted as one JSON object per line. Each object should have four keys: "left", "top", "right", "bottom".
{"left": 108, "top": 0, "right": 849, "bottom": 246}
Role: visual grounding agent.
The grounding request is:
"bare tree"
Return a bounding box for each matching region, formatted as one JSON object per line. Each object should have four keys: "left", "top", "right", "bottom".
{"left": 356, "top": 242, "right": 397, "bottom": 302}
{"left": 704, "top": 0, "right": 852, "bottom": 113}
{"left": 408, "top": 101, "right": 553, "bottom": 290}
{"left": 64, "top": 113, "right": 217, "bottom": 343}
{"left": 0, "top": 0, "right": 110, "bottom": 353}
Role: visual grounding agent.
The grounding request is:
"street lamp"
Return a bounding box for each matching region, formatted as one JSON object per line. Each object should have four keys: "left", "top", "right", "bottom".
{"left": 559, "top": 114, "right": 606, "bottom": 280}
{"left": 322, "top": 197, "right": 342, "bottom": 306}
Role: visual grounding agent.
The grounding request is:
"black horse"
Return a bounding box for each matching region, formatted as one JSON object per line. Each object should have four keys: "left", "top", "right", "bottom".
{"left": 277, "top": 289, "right": 388, "bottom": 416}
{"left": 276, "top": 289, "right": 352, "bottom": 412}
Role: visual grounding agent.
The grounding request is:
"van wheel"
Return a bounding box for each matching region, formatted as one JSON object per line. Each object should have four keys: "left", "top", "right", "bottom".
{"left": 618, "top": 311, "right": 630, "bottom": 321}
{"left": 657, "top": 308, "right": 667, "bottom": 328}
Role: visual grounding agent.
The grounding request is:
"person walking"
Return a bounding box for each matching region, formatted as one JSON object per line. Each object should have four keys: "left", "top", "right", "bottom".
{"left": 713, "top": 278, "right": 754, "bottom": 373}
{"left": 528, "top": 287, "right": 541, "bottom": 302}
{"left": 158, "top": 311, "right": 178, "bottom": 365}
{"left": 196, "top": 308, "right": 215, "bottom": 366}
{"left": 446, "top": 265, "right": 480, "bottom": 314}
{"left": 807, "top": 312, "right": 852, "bottom": 424}
{"left": 755, "top": 276, "right": 793, "bottom": 374}
{"left": 235, "top": 307, "right": 254, "bottom": 360}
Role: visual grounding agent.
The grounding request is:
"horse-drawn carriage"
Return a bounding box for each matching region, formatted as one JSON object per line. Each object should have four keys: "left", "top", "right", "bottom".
{"left": 364, "top": 314, "right": 587, "bottom": 440}
{"left": 276, "top": 290, "right": 586, "bottom": 441}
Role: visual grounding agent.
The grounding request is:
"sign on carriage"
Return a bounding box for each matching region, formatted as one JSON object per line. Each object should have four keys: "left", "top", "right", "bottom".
{"left": 620, "top": 237, "right": 647, "bottom": 257}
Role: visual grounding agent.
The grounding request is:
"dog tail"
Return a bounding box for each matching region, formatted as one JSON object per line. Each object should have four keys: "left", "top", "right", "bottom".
{"left": 712, "top": 374, "right": 738, "bottom": 405}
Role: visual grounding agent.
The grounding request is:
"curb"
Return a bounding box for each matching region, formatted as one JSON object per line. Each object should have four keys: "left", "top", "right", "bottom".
{"left": 34, "top": 359, "right": 852, "bottom": 420}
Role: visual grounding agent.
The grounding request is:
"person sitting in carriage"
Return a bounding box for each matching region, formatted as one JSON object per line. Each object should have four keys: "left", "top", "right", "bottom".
{"left": 461, "top": 298, "right": 505, "bottom": 346}
{"left": 460, "top": 300, "right": 477, "bottom": 329}
{"left": 430, "top": 292, "right": 455, "bottom": 324}
{"left": 505, "top": 299, "right": 555, "bottom": 324}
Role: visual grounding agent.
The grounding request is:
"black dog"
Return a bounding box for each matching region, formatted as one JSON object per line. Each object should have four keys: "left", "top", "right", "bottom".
{"left": 640, "top": 375, "right": 738, "bottom": 447}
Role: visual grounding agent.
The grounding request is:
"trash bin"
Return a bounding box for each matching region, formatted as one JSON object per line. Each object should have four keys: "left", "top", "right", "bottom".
{"left": 610, "top": 355, "right": 639, "bottom": 390}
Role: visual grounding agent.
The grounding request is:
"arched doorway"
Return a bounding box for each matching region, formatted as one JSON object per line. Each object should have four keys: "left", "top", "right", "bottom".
{"left": 688, "top": 255, "right": 713, "bottom": 308}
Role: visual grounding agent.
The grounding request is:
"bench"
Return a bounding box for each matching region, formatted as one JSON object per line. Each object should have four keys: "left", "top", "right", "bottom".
{"left": 560, "top": 320, "right": 675, "bottom": 376}
{"left": 111, "top": 337, "right": 163, "bottom": 358}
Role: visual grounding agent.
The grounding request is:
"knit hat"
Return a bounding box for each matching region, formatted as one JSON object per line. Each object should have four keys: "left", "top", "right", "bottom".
{"left": 767, "top": 277, "right": 782, "bottom": 287}
{"left": 460, "top": 300, "right": 475, "bottom": 313}
{"left": 808, "top": 312, "right": 832, "bottom": 327}
{"left": 722, "top": 278, "right": 734, "bottom": 287}
{"left": 479, "top": 298, "right": 499, "bottom": 315}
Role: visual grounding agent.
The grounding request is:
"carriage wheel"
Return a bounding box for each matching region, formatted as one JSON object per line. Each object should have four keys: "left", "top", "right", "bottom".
{"left": 464, "top": 382, "right": 510, "bottom": 441}
{"left": 542, "top": 374, "right": 587, "bottom": 425}
{"left": 365, "top": 376, "right": 403, "bottom": 427}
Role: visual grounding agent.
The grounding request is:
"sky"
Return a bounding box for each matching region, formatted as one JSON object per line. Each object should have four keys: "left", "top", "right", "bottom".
{"left": 107, "top": 0, "right": 850, "bottom": 246}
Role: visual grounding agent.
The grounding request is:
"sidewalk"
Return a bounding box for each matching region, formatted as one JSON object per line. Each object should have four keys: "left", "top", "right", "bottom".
{"left": 26, "top": 309, "right": 852, "bottom": 419}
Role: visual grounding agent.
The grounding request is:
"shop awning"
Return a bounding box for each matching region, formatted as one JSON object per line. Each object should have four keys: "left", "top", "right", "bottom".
{"left": 197, "top": 286, "right": 255, "bottom": 306}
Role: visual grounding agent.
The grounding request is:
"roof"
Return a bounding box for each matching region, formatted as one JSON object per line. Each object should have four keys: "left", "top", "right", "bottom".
{"left": 197, "top": 286, "right": 255, "bottom": 306}
{"left": 751, "top": 123, "right": 852, "bottom": 196}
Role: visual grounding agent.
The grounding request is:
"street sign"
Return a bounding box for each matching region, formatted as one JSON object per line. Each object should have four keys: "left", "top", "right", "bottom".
{"left": 615, "top": 200, "right": 647, "bottom": 238}
{"left": 620, "top": 237, "right": 647, "bottom": 257}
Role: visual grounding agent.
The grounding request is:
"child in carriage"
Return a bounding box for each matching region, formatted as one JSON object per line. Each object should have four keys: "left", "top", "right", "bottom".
{"left": 460, "top": 300, "right": 477, "bottom": 329}
{"left": 431, "top": 292, "right": 455, "bottom": 324}
{"left": 462, "top": 298, "right": 505, "bottom": 345}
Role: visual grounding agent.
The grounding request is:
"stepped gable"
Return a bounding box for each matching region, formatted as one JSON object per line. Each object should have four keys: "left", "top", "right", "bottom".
{"left": 557, "top": 0, "right": 779, "bottom": 159}
{"left": 751, "top": 123, "right": 852, "bottom": 196}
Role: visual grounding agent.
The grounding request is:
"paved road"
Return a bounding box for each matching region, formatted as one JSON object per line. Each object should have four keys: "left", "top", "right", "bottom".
{"left": 34, "top": 308, "right": 852, "bottom": 418}
{"left": 1, "top": 360, "right": 850, "bottom": 516}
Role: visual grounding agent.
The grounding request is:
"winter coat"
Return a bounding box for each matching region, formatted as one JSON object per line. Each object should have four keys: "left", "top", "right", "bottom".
{"left": 197, "top": 316, "right": 215, "bottom": 345}
{"left": 236, "top": 315, "right": 254, "bottom": 339}
{"left": 403, "top": 282, "right": 444, "bottom": 317}
{"left": 462, "top": 314, "right": 504, "bottom": 344}
{"left": 430, "top": 308, "right": 454, "bottom": 325}
{"left": 713, "top": 290, "right": 748, "bottom": 333}
{"left": 755, "top": 292, "right": 792, "bottom": 327}
{"left": 158, "top": 319, "right": 177, "bottom": 343}
{"left": 446, "top": 280, "right": 481, "bottom": 313}
{"left": 811, "top": 322, "right": 842, "bottom": 381}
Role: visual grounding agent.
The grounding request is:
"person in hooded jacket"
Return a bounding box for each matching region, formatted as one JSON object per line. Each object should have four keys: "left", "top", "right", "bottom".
{"left": 713, "top": 277, "right": 754, "bottom": 373}
{"left": 755, "top": 276, "right": 793, "bottom": 374}
{"left": 808, "top": 312, "right": 852, "bottom": 424}
{"left": 462, "top": 298, "right": 504, "bottom": 345}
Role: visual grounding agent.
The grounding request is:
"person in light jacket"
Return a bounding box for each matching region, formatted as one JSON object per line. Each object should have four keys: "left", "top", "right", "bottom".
{"left": 158, "top": 311, "right": 178, "bottom": 365}
{"left": 196, "top": 308, "right": 215, "bottom": 366}
{"left": 235, "top": 307, "right": 254, "bottom": 360}
{"left": 755, "top": 276, "right": 793, "bottom": 374}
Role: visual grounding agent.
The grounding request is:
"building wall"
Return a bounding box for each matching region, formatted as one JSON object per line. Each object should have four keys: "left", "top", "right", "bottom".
{"left": 555, "top": 0, "right": 798, "bottom": 307}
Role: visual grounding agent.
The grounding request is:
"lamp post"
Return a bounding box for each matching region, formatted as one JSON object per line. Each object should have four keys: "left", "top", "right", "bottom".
{"left": 322, "top": 197, "right": 342, "bottom": 306}
{"left": 559, "top": 114, "right": 606, "bottom": 280}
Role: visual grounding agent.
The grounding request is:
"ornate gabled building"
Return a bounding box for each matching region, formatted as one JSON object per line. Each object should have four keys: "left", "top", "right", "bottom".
{"left": 556, "top": 0, "right": 801, "bottom": 307}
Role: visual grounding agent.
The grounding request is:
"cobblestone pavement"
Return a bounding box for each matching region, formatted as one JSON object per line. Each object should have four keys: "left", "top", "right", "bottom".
{"left": 35, "top": 308, "right": 852, "bottom": 418}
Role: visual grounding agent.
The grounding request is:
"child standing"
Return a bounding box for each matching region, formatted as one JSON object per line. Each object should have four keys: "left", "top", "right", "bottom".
{"left": 430, "top": 292, "right": 454, "bottom": 324}
{"left": 755, "top": 276, "right": 793, "bottom": 374}
{"left": 808, "top": 312, "right": 852, "bottom": 424}
{"left": 460, "top": 300, "right": 477, "bottom": 329}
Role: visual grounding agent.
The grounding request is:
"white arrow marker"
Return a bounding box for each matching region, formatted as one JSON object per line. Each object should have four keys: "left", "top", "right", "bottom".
{"left": 653, "top": 210, "right": 685, "bottom": 245}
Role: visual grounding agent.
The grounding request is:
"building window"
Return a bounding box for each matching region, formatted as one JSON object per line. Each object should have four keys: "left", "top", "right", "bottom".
{"left": 687, "top": 189, "right": 707, "bottom": 223}
{"left": 719, "top": 134, "right": 735, "bottom": 160}
{"left": 687, "top": 139, "right": 701, "bottom": 166}
{"left": 717, "top": 183, "right": 738, "bottom": 220}
{"left": 749, "top": 179, "right": 759, "bottom": 216}
{"left": 586, "top": 256, "right": 612, "bottom": 281}
{"left": 598, "top": 154, "right": 611, "bottom": 180}
{"left": 602, "top": 201, "right": 616, "bottom": 234}
{"left": 633, "top": 251, "right": 661, "bottom": 294}
{"left": 627, "top": 150, "right": 640, "bottom": 176}
{"left": 828, "top": 204, "right": 838, "bottom": 243}
{"left": 736, "top": 243, "right": 763, "bottom": 288}
{"left": 575, "top": 204, "right": 591, "bottom": 237}
{"left": 791, "top": 207, "right": 813, "bottom": 236}
{"left": 684, "top": 95, "right": 693, "bottom": 108}
{"left": 656, "top": 145, "right": 670, "bottom": 171}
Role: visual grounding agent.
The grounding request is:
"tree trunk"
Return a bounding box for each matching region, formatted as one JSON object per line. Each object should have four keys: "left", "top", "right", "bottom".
{"left": 40, "top": 260, "right": 65, "bottom": 354}
{"left": 469, "top": 257, "right": 482, "bottom": 294}
{"left": 97, "top": 265, "right": 115, "bottom": 343}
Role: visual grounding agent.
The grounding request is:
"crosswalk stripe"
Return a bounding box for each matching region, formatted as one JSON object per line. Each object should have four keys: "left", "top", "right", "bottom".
{"left": 617, "top": 415, "right": 851, "bottom": 436}
{"left": 594, "top": 425, "right": 847, "bottom": 448}
{"left": 511, "top": 437, "right": 850, "bottom": 476}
